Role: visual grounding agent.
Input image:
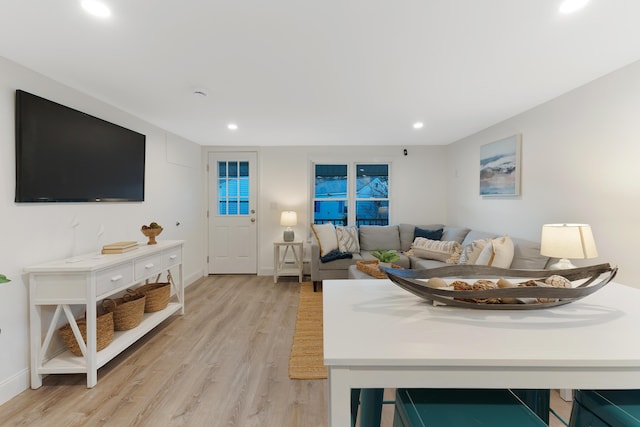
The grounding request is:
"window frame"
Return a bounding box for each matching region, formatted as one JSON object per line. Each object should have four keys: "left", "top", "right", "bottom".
{"left": 217, "top": 160, "right": 250, "bottom": 216}
{"left": 354, "top": 163, "right": 390, "bottom": 226}
{"left": 311, "top": 161, "right": 391, "bottom": 227}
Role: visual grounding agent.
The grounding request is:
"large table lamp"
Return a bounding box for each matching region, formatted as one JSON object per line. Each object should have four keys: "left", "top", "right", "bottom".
{"left": 540, "top": 223, "right": 598, "bottom": 269}
{"left": 280, "top": 211, "right": 297, "bottom": 242}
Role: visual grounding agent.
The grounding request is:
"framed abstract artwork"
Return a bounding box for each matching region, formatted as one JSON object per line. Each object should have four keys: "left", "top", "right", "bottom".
{"left": 480, "top": 134, "right": 521, "bottom": 196}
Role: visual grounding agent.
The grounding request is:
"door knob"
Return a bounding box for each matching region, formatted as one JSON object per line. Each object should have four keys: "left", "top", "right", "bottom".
{"left": 251, "top": 218, "right": 256, "bottom": 223}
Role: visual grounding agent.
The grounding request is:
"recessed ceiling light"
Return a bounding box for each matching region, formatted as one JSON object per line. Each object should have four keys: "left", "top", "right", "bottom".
{"left": 81, "top": 0, "right": 111, "bottom": 18}
{"left": 559, "top": 0, "right": 589, "bottom": 14}
{"left": 413, "top": 122, "right": 424, "bottom": 129}
{"left": 227, "top": 123, "right": 238, "bottom": 131}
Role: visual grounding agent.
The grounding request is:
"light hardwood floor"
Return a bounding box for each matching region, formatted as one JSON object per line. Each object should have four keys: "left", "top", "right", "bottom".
{"left": 0, "top": 275, "right": 572, "bottom": 426}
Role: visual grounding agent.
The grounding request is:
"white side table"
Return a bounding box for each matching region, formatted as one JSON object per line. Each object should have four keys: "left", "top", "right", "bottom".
{"left": 273, "top": 241, "right": 303, "bottom": 283}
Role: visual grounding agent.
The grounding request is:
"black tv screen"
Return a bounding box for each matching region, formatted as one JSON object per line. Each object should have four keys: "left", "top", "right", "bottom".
{"left": 15, "top": 90, "right": 145, "bottom": 202}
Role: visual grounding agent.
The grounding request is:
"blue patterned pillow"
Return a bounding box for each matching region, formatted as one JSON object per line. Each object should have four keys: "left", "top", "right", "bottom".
{"left": 414, "top": 227, "right": 443, "bottom": 240}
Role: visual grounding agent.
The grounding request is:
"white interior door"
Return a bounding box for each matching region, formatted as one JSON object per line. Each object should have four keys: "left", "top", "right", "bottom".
{"left": 208, "top": 152, "right": 258, "bottom": 274}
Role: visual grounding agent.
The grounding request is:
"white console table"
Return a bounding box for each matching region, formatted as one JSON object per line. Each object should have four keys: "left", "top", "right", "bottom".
{"left": 26, "top": 240, "right": 184, "bottom": 389}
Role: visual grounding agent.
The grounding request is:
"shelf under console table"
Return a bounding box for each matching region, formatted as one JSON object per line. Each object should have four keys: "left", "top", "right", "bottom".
{"left": 25, "top": 240, "right": 185, "bottom": 389}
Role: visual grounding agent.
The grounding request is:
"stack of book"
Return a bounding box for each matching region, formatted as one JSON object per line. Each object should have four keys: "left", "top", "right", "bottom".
{"left": 102, "top": 241, "right": 138, "bottom": 254}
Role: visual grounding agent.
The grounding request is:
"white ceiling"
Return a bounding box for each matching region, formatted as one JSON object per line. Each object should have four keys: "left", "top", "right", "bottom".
{"left": 2, "top": 0, "right": 640, "bottom": 146}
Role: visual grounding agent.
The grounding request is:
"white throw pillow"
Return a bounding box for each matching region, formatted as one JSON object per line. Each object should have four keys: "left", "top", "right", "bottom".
{"left": 311, "top": 223, "right": 338, "bottom": 257}
{"left": 411, "top": 238, "right": 462, "bottom": 264}
{"left": 475, "top": 235, "right": 514, "bottom": 268}
{"left": 336, "top": 225, "right": 360, "bottom": 253}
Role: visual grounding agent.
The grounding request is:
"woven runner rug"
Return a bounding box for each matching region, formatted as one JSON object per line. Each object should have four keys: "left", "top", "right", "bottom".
{"left": 288, "top": 282, "right": 328, "bottom": 380}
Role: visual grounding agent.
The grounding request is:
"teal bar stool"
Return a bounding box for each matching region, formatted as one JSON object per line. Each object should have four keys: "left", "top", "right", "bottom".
{"left": 512, "top": 388, "right": 551, "bottom": 424}
{"left": 393, "top": 388, "right": 547, "bottom": 427}
{"left": 569, "top": 389, "right": 640, "bottom": 427}
{"left": 351, "top": 388, "right": 384, "bottom": 427}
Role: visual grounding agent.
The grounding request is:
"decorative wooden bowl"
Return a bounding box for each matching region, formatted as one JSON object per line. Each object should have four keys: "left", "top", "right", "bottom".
{"left": 386, "top": 263, "right": 617, "bottom": 310}
{"left": 141, "top": 227, "right": 163, "bottom": 245}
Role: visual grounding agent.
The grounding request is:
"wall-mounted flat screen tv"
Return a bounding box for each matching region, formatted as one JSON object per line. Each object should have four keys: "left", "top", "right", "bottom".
{"left": 15, "top": 90, "right": 146, "bottom": 202}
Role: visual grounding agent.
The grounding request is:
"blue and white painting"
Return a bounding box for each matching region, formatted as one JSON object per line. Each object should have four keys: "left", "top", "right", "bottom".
{"left": 480, "top": 135, "right": 521, "bottom": 196}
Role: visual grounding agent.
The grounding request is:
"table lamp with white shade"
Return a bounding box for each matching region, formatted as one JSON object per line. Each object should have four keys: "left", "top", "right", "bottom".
{"left": 540, "top": 223, "right": 598, "bottom": 270}
{"left": 280, "top": 211, "right": 297, "bottom": 242}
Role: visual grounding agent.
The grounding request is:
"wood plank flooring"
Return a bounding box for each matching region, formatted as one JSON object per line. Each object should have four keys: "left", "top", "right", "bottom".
{"left": 0, "top": 275, "right": 573, "bottom": 427}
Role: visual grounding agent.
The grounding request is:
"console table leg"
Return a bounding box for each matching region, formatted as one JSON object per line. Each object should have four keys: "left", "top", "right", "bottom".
{"left": 29, "top": 283, "right": 43, "bottom": 389}
{"left": 178, "top": 264, "right": 185, "bottom": 315}
{"left": 85, "top": 289, "right": 98, "bottom": 388}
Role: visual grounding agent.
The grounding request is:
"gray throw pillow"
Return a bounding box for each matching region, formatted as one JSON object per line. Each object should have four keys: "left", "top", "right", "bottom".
{"left": 441, "top": 226, "right": 471, "bottom": 244}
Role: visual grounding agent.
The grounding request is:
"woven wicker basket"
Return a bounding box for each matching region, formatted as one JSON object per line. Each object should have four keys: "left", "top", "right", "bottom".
{"left": 58, "top": 311, "right": 114, "bottom": 356}
{"left": 132, "top": 277, "right": 171, "bottom": 312}
{"left": 356, "top": 260, "right": 403, "bottom": 279}
{"left": 102, "top": 293, "right": 146, "bottom": 330}
{"left": 134, "top": 283, "right": 170, "bottom": 312}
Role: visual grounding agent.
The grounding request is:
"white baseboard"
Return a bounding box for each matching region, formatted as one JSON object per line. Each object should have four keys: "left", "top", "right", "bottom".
{"left": 184, "top": 270, "right": 204, "bottom": 288}
{"left": 0, "top": 368, "right": 30, "bottom": 407}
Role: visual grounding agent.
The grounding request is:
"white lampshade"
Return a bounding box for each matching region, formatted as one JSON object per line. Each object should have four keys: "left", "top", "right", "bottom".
{"left": 280, "top": 211, "right": 297, "bottom": 227}
{"left": 541, "top": 223, "right": 598, "bottom": 269}
{"left": 280, "top": 211, "right": 297, "bottom": 242}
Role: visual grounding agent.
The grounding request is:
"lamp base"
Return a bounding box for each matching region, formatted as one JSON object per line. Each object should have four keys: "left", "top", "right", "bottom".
{"left": 283, "top": 229, "right": 295, "bottom": 242}
{"left": 548, "top": 258, "right": 577, "bottom": 270}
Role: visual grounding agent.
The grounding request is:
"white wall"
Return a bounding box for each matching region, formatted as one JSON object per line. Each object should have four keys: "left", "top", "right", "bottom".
{"left": 0, "top": 57, "right": 204, "bottom": 405}
{"left": 446, "top": 59, "right": 640, "bottom": 286}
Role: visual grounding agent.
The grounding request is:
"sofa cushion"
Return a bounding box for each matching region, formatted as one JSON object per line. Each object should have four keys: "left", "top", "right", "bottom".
{"left": 336, "top": 225, "right": 360, "bottom": 253}
{"left": 459, "top": 238, "right": 491, "bottom": 264}
{"left": 399, "top": 223, "right": 444, "bottom": 251}
{"left": 476, "top": 235, "right": 515, "bottom": 268}
{"left": 311, "top": 223, "right": 338, "bottom": 257}
{"left": 359, "top": 225, "right": 401, "bottom": 251}
{"left": 441, "top": 226, "right": 470, "bottom": 244}
{"left": 411, "top": 238, "right": 462, "bottom": 264}
{"left": 411, "top": 257, "right": 449, "bottom": 269}
{"left": 510, "top": 237, "right": 549, "bottom": 269}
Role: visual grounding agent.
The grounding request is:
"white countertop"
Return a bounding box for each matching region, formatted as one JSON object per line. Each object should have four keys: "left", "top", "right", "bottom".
{"left": 324, "top": 278, "right": 640, "bottom": 368}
